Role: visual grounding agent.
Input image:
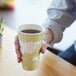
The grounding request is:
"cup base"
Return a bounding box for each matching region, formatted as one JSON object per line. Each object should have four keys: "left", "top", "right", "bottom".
{"left": 22, "top": 64, "right": 38, "bottom": 71}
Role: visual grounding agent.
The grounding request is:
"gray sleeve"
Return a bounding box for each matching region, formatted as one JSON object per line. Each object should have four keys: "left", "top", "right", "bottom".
{"left": 43, "top": 0, "right": 75, "bottom": 43}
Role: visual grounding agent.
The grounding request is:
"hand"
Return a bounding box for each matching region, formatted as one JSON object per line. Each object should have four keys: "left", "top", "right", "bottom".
{"left": 14, "top": 36, "right": 22, "bottom": 63}
{"left": 14, "top": 28, "right": 54, "bottom": 63}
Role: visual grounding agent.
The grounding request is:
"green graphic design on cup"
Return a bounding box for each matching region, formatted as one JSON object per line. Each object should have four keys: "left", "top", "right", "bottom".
{"left": 18, "top": 24, "right": 44, "bottom": 71}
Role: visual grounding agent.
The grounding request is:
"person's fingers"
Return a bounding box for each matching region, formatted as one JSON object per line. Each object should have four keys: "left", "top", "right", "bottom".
{"left": 14, "top": 36, "right": 22, "bottom": 63}
{"left": 40, "top": 41, "right": 48, "bottom": 53}
{"left": 14, "top": 36, "right": 20, "bottom": 51}
{"left": 17, "top": 49, "right": 22, "bottom": 63}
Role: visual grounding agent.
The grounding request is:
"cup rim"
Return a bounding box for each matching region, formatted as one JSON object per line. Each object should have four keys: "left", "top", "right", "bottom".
{"left": 18, "top": 24, "right": 44, "bottom": 35}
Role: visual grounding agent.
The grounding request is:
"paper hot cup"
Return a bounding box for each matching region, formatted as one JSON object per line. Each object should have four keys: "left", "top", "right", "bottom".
{"left": 18, "top": 24, "right": 44, "bottom": 71}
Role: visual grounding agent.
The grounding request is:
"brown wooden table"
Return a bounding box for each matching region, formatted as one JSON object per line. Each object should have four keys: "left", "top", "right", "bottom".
{"left": 0, "top": 27, "right": 76, "bottom": 76}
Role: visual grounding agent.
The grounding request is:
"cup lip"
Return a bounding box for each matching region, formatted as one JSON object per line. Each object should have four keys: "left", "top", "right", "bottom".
{"left": 18, "top": 24, "right": 45, "bottom": 35}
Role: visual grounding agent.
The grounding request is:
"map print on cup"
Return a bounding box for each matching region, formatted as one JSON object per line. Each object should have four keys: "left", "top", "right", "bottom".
{"left": 20, "top": 41, "right": 42, "bottom": 55}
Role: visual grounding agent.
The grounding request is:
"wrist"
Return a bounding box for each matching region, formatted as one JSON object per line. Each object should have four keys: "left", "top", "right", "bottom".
{"left": 43, "top": 28, "right": 54, "bottom": 44}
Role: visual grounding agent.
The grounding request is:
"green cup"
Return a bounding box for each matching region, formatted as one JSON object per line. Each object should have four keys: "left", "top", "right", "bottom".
{"left": 18, "top": 24, "right": 44, "bottom": 71}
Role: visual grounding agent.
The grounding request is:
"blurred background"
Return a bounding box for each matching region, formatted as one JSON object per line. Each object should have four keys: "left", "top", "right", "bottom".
{"left": 0, "top": 0, "right": 76, "bottom": 51}
{"left": 0, "top": 0, "right": 52, "bottom": 30}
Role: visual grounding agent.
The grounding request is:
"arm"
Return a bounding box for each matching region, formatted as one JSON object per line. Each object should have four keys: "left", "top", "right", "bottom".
{"left": 43, "top": 0, "right": 75, "bottom": 44}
